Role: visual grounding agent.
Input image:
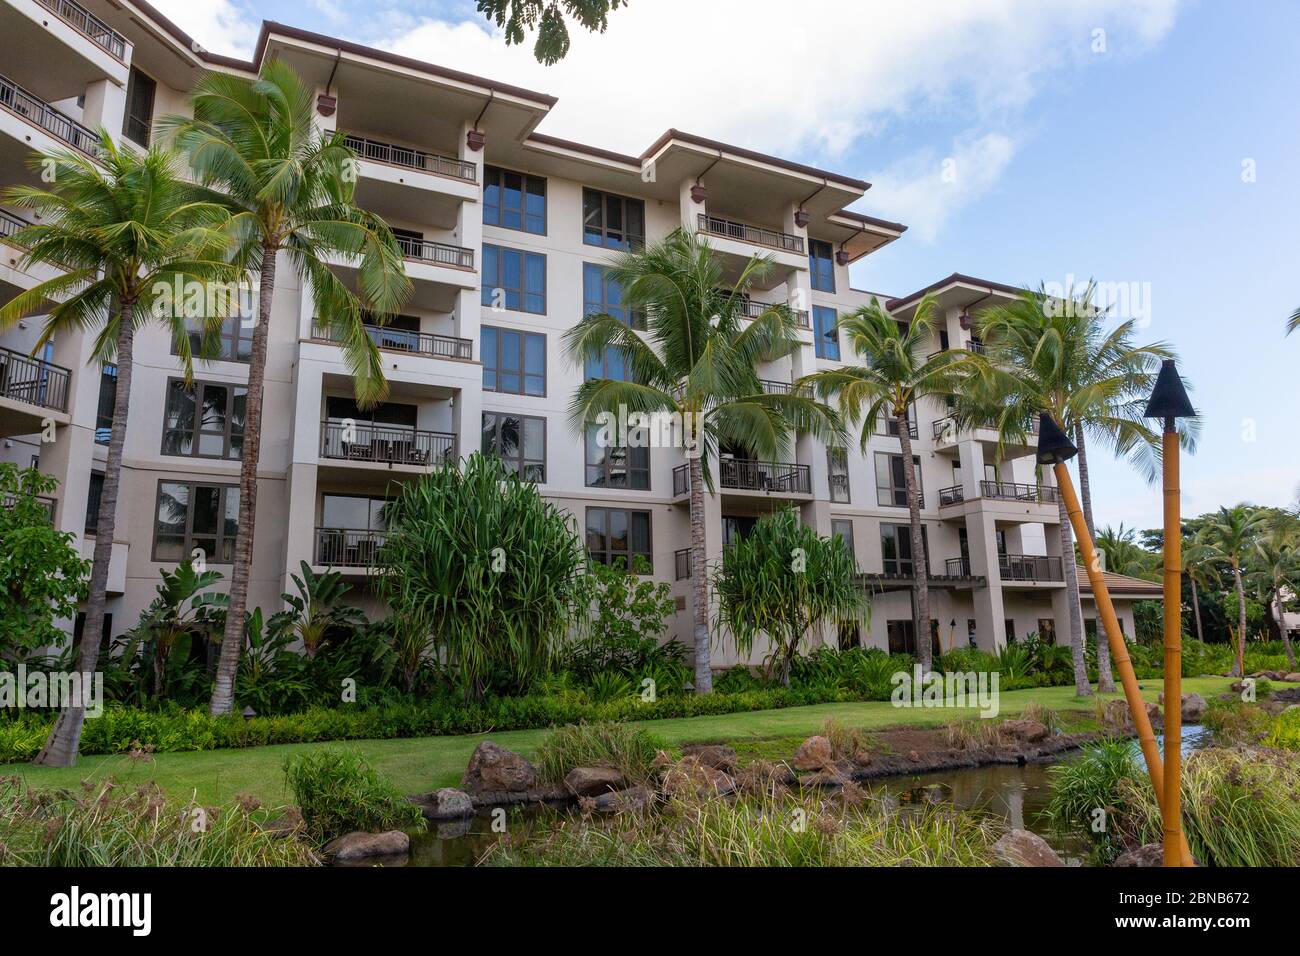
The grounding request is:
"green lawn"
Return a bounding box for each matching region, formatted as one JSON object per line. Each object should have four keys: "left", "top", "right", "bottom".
{"left": 1, "top": 677, "right": 1235, "bottom": 806}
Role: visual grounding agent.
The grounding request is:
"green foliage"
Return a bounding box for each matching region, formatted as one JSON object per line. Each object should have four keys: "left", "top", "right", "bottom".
{"left": 1044, "top": 738, "right": 1139, "bottom": 862}
{"left": 1202, "top": 697, "right": 1273, "bottom": 745}
{"left": 535, "top": 720, "right": 666, "bottom": 785}
{"left": 1265, "top": 708, "right": 1300, "bottom": 751}
{"left": 0, "top": 777, "right": 315, "bottom": 866}
{"left": 788, "top": 646, "right": 905, "bottom": 699}
{"left": 378, "top": 453, "right": 587, "bottom": 700}
{"left": 713, "top": 509, "right": 867, "bottom": 684}
{"left": 282, "top": 749, "right": 421, "bottom": 843}
{"left": 0, "top": 464, "right": 90, "bottom": 659}
{"left": 477, "top": 0, "right": 626, "bottom": 64}
{"left": 1132, "top": 600, "right": 1163, "bottom": 646}
{"left": 280, "top": 562, "right": 366, "bottom": 659}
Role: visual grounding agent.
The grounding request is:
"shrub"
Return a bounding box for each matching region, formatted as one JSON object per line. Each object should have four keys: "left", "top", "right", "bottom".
{"left": 944, "top": 719, "right": 1000, "bottom": 751}
{"left": 282, "top": 750, "right": 421, "bottom": 842}
{"left": 1202, "top": 698, "right": 1273, "bottom": 745}
{"left": 1044, "top": 738, "right": 1138, "bottom": 862}
{"left": 0, "top": 776, "right": 316, "bottom": 867}
{"left": 1020, "top": 701, "right": 1060, "bottom": 734}
{"left": 1266, "top": 708, "right": 1300, "bottom": 751}
{"left": 535, "top": 721, "right": 666, "bottom": 785}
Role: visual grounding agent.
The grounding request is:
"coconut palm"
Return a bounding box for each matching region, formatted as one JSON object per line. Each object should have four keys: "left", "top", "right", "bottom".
{"left": 161, "top": 61, "right": 412, "bottom": 715}
{"left": 1181, "top": 530, "right": 1217, "bottom": 646}
{"left": 1287, "top": 308, "right": 1299, "bottom": 337}
{"left": 1202, "top": 504, "right": 1267, "bottom": 677}
{"left": 799, "top": 294, "right": 970, "bottom": 673}
{"left": 1247, "top": 516, "right": 1299, "bottom": 670}
{"left": 957, "top": 286, "right": 1191, "bottom": 696}
{"left": 564, "top": 229, "right": 845, "bottom": 694}
{"left": 1096, "top": 524, "right": 1158, "bottom": 580}
{"left": 0, "top": 136, "right": 234, "bottom": 766}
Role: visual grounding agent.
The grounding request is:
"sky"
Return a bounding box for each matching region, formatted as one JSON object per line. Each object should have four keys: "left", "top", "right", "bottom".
{"left": 151, "top": 0, "right": 1300, "bottom": 532}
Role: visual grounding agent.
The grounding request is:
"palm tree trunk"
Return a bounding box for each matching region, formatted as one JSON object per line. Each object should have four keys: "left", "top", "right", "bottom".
{"left": 33, "top": 305, "right": 134, "bottom": 767}
{"left": 1276, "top": 591, "right": 1296, "bottom": 669}
{"left": 688, "top": 452, "right": 712, "bottom": 694}
{"left": 1055, "top": 491, "right": 1092, "bottom": 696}
{"left": 210, "top": 245, "right": 277, "bottom": 715}
{"left": 896, "top": 415, "right": 931, "bottom": 672}
{"left": 1074, "top": 425, "right": 1114, "bottom": 692}
{"left": 1190, "top": 575, "right": 1204, "bottom": 644}
{"left": 1232, "top": 564, "right": 1246, "bottom": 678}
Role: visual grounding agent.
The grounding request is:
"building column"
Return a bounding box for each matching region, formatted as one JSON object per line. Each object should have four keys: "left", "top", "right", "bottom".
{"left": 966, "top": 510, "right": 1007, "bottom": 651}
{"left": 81, "top": 78, "right": 126, "bottom": 140}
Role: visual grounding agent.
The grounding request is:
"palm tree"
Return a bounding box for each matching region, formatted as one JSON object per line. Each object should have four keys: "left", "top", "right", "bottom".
{"left": 1181, "top": 530, "right": 1216, "bottom": 646}
{"left": 800, "top": 294, "right": 969, "bottom": 673}
{"left": 1247, "top": 516, "right": 1299, "bottom": 670}
{"left": 564, "top": 229, "right": 844, "bottom": 693}
{"left": 0, "top": 136, "right": 234, "bottom": 766}
{"left": 162, "top": 61, "right": 412, "bottom": 715}
{"left": 1287, "top": 308, "right": 1299, "bottom": 337}
{"left": 958, "top": 287, "right": 1188, "bottom": 696}
{"left": 1203, "top": 504, "right": 1267, "bottom": 677}
{"left": 1096, "top": 524, "right": 1158, "bottom": 580}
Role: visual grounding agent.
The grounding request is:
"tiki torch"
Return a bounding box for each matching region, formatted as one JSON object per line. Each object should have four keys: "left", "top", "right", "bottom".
{"left": 1143, "top": 359, "right": 1197, "bottom": 867}
{"left": 1036, "top": 412, "right": 1194, "bottom": 866}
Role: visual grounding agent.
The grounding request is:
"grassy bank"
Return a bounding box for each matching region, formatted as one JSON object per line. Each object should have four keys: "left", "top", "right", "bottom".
{"left": 1, "top": 678, "right": 1236, "bottom": 805}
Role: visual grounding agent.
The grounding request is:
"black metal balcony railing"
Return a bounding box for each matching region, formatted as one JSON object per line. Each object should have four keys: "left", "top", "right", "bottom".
{"left": 945, "top": 558, "right": 972, "bottom": 577}
{"left": 2, "top": 492, "right": 55, "bottom": 521}
{"left": 672, "top": 459, "right": 812, "bottom": 496}
{"left": 697, "top": 213, "right": 805, "bottom": 254}
{"left": 0, "top": 73, "right": 97, "bottom": 155}
{"left": 938, "top": 484, "right": 964, "bottom": 506}
{"left": 759, "top": 379, "right": 792, "bottom": 395}
{"left": 311, "top": 319, "right": 472, "bottom": 360}
{"left": 674, "top": 548, "right": 691, "bottom": 581}
{"left": 980, "top": 480, "right": 1059, "bottom": 504}
{"left": 394, "top": 235, "right": 475, "bottom": 269}
{"left": 999, "top": 554, "right": 1064, "bottom": 582}
{"left": 35, "top": 0, "right": 127, "bottom": 59}
{"left": 736, "top": 297, "right": 811, "bottom": 329}
{"left": 0, "top": 209, "right": 28, "bottom": 242}
{"left": 320, "top": 420, "right": 456, "bottom": 467}
{"left": 0, "top": 346, "right": 70, "bottom": 412}
{"left": 315, "top": 528, "right": 386, "bottom": 568}
{"left": 932, "top": 415, "right": 1041, "bottom": 441}
{"left": 877, "top": 418, "right": 919, "bottom": 440}
{"left": 342, "top": 134, "right": 477, "bottom": 182}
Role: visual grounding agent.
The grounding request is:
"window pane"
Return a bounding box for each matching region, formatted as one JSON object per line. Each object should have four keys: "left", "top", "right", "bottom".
{"left": 522, "top": 416, "right": 544, "bottom": 459}
{"left": 630, "top": 512, "right": 650, "bottom": 553}
{"left": 607, "top": 509, "right": 628, "bottom": 553}
{"left": 191, "top": 485, "right": 221, "bottom": 535}
{"left": 586, "top": 509, "right": 606, "bottom": 552}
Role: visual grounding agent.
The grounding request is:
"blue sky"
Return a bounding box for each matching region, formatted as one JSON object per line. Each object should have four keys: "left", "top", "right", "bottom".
{"left": 164, "top": 0, "right": 1300, "bottom": 531}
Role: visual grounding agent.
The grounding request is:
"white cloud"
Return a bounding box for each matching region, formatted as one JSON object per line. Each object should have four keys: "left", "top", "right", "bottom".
{"left": 146, "top": 0, "right": 258, "bottom": 59}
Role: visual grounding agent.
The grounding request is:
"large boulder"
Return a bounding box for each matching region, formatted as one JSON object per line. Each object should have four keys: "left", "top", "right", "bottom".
{"left": 413, "top": 787, "right": 474, "bottom": 820}
{"left": 992, "top": 829, "right": 1065, "bottom": 867}
{"left": 1113, "top": 843, "right": 1164, "bottom": 867}
{"left": 590, "top": 785, "right": 654, "bottom": 814}
{"left": 1000, "top": 719, "right": 1049, "bottom": 743}
{"left": 681, "top": 744, "right": 737, "bottom": 773}
{"left": 660, "top": 755, "right": 736, "bottom": 798}
{"left": 1156, "top": 692, "right": 1208, "bottom": 723}
{"left": 1284, "top": 672, "right": 1300, "bottom": 683}
{"left": 792, "top": 735, "right": 835, "bottom": 771}
{"left": 324, "top": 830, "right": 410, "bottom": 862}
{"left": 1102, "top": 699, "right": 1161, "bottom": 733}
{"left": 461, "top": 741, "right": 538, "bottom": 794}
{"left": 564, "top": 766, "right": 626, "bottom": 797}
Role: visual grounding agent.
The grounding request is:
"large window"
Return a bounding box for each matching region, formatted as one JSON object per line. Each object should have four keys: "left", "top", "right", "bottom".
{"left": 584, "top": 346, "right": 635, "bottom": 382}
{"left": 482, "top": 412, "right": 546, "bottom": 482}
{"left": 877, "top": 403, "right": 917, "bottom": 439}
{"left": 153, "top": 480, "right": 239, "bottom": 563}
{"left": 809, "top": 239, "right": 835, "bottom": 293}
{"left": 880, "top": 523, "right": 929, "bottom": 576}
{"left": 94, "top": 364, "right": 116, "bottom": 445}
{"left": 586, "top": 507, "right": 652, "bottom": 570}
{"left": 124, "top": 68, "right": 156, "bottom": 146}
{"left": 324, "top": 396, "right": 417, "bottom": 429}
{"left": 828, "top": 448, "right": 850, "bottom": 503}
{"left": 875, "top": 452, "right": 922, "bottom": 507}
{"left": 482, "top": 326, "right": 546, "bottom": 395}
{"left": 583, "top": 262, "right": 644, "bottom": 330}
{"left": 887, "top": 619, "right": 940, "bottom": 657}
{"left": 161, "top": 379, "right": 247, "bottom": 460}
{"left": 583, "top": 188, "right": 645, "bottom": 250}
{"left": 482, "top": 244, "right": 546, "bottom": 314}
{"left": 174, "top": 315, "right": 253, "bottom": 364}
{"left": 483, "top": 166, "right": 546, "bottom": 234}
{"left": 831, "top": 518, "right": 855, "bottom": 563}
{"left": 813, "top": 305, "right": 839, "bottom": 360}
{"left": 585, "top": 426, "right": 649, "bottom": 489}
{"left": 321, "top": 493, "right": 391, "bottom": 531}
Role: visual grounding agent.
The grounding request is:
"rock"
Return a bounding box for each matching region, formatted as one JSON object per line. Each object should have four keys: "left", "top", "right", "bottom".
{"left": 660, "top": 756, "right": 736, "bottom": 798}
{"left": 1000, "top": 719, "right": 1049, "bottom": 743}
{"left": 461, "top": 741, "right": 538, "bottom": 794}
{"left": 414, "top": 787, "right": 474, "bottom": 820}
{"left": 1102, "top": 699, "right": 1161, "bottom": 733}
{"left": 434, "top": 818, "right": 471, "bottom": 840}
{"left": 324, "top": 830, "right": 410, "bottom": 862}
{"left": 681, "top": 744, "right": 737, "bottom": 772}
{"left": 792, "top": 736, "right": 835, "bottom": 771}
{"left": 1284, "top": 673, "right": 1300, "bottom": 683}
{"left": 1113, "top": 843, "right": 1164, "bottom": 867}
{"left": 992, "top": 829, "right": 1065, "bottom": 867}
{"left": 591, "top": 785, "right": 653, "bottom": 814}
{"left": 1180, "top": 693, "right": 1207, "bottom": 722}
{"left": 563, "top": 766, "right": 626, "bottom": 797}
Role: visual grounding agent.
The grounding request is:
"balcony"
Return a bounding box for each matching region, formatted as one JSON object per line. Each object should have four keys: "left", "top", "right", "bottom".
{"left": 343, "top": 134, "right": 476, "bottom": 183}
{"left": 932, "top": 415, "right": 1040, "bottom": 447}
{"left": 927, "top": 341, "right": 986, "bottom": 361}
{"left": 737, "top": 297, "right": 810, "bottom": 329}
{"left": 938, "top": 484, "right": 964, "bottom": 507}
{"left": 320, "top": 420, "right": 456, "bottom": 468}
{"left": 315, "top": 528, "right": 386, "bottom": 568}
{"left": 759, "top": 379, "right": 792, "bottom": 395}
{"left": 672, "top": 459, "right": 812, "bottom": 496}
{"left": 395, "top": 235, "right": 475, "bottom": 270}
{"left": 0, "top": 71, "right": 97, "bottom": 154}
{"left": 34, "top": 0, "right": 125, "bottom": 59}
{"left": 697, "top": 213, "right": 804, "bottom": 254}
{"left": 1, "top": 345, "right": 70, "bottom": 412}
{"left": 999, "top": 554, "right": 1064, "bottom": 583}
{"left": 311, "top": 319, "right": 472, "bottom": 361}
{"left": 876, "top": 418, "right": 919, "bottom": 441}
{"left": 1, "top": 208, "right": 26, "bottom": 243}
{"left": 981, "top": 480, "right": 1058, "bottom": 504}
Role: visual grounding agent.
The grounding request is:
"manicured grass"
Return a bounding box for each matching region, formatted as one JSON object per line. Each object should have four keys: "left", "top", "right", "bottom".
{"left": 1, "top": 678, "right": 1235, "bottom": 806}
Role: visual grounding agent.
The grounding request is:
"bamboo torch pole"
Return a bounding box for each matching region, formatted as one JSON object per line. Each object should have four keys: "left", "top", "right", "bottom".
{"left": 1161, "top": 424, "right": 1183, "bottom": 866}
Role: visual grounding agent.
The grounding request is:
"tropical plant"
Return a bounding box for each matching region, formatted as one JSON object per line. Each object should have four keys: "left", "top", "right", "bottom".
{"left": 800, "top": 294, "right": 969, "bottom": 673}
{"left": 1181, "top": 529, "right": 1217, "bottom": 645}
{"left": 1095, "top": 523, "right": 1158, "bottom": 580}
{"left": 959, "top": 284, "right": 1190, "bottom": 695}
{"left": 236, "top": 607, "right": 314, "bottom": 715}
{"left": 279, "top": 561, "right": 366, "bottom": 660}
{"left": 565, "top": 554, "right": 679, "bottom": 685}
{"left": 1201, "top": 504, "right": 1267, "bottom": 676}
{"left": 0, "top": 465, "right": 89, "bottom": 661}
{"left": 534, "top": 720, "right": 666, "bottom": 785}
{"left": 1246, "top": 512, "right": 1299, "bottom": 669}
{"left": 162, "top": 60, "right": 412, "bottom": 715}
{"left": 565, "top": 228, "right": 844, "bottom": 693}
{"left": 712, "top": 509, "right": 867, "bottom": 686}
{"left": 1, "top": 137, "right": 235, "bottom": 765}
{"left": 378, "top": 453, "right": 587, "bottom": 700}
{"left": 478, "top": 0, "right": 627, "bottom": 63}
{"left": 1044, "top": 738, "right": 1138, "bottom": 862}
{"left": 282, "top": 749, "right": 421, "bottom": 843}
{"left": 129, "top": 558, "right": 228, "bottom": 698}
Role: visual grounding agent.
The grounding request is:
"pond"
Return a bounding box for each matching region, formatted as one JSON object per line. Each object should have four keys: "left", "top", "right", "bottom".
{"left": 400, "top": 725, "right": 1213, "bottom": 867}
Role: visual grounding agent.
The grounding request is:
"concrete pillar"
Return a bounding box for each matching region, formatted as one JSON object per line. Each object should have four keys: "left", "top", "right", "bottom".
{"left": 678, "top": 177, "right": 703, "bottom": 232}
{"left": 80, "top": 78, "right": 126, "bottom": 141}
{"left": 966, "top": 511, "right": 1007, "bottom": 651}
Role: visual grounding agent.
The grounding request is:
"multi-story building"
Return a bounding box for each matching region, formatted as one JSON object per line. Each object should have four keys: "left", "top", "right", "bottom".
{"left": 0, "top": 4, "right": 1160, "bottom": 669}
